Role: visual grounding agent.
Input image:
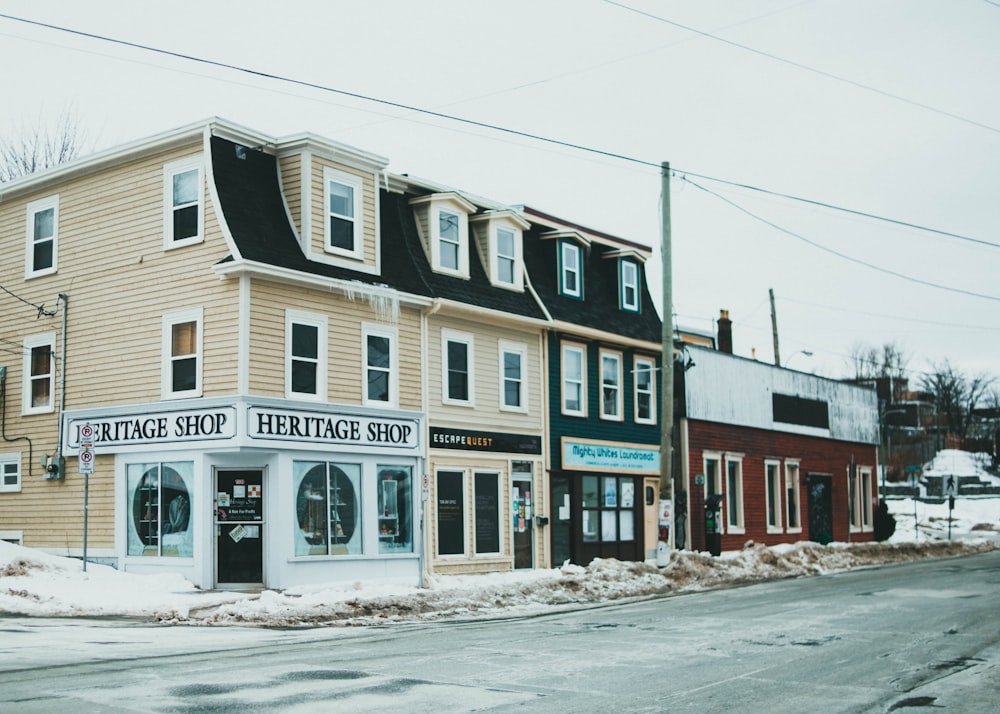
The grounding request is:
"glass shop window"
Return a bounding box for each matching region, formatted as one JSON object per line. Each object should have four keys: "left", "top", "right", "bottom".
{"left": 377, "top": 465, "right": 413, "bottom": 554}
{"left": 126, "top": 461, "right": 193, "bottom": 557}
{"left": 294, "top": 462, "right": 363, "bottom": 556}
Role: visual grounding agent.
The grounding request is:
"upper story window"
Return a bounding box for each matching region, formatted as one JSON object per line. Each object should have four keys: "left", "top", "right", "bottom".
{"left": 324, "top": 167, "right": 363, "bottom": 258}
{"left": 600, "top": 350, "right": 622, "bottom": 421}
{"left": 286, "top": 311, "right": 327, "bottom": 400}
{"left": 0, "top": 453, "right": 20, "bottom": 493}
{"left": 162, "top": 308, "right": 203, "bottom": 399}
{"left": 472, "top": 211, "right": 529, "bottom": 290}
{"left": 363, "top": 323, "right": 397, "bottom": 407}
{"left": 561, "top": 343, "right": 586, "bottom": 417}
{"left": 22, "top": 332, "right": 55, "bottom": 415}
{"left": 560, "top": 241, "right": 582, "bottom": 298}
{"left": 620, "top": 260, "right": 640, "bottom": 312}
{"left": 634, "top": 356, "right": 656, "bottom": 424}
{"left": 409, "top": 193, "right": 476, "bottom": 278}
{"left": 164, "top": 157, "right": 204, "bottom": 249}
{"left": 499, "top": 340, "right": 527, "bottom": 411}
{"left": 25, "top": 196, "right": 58, "bottom": 278}
{"left": 442, "top": 329, "right": 474, "bottom": 406}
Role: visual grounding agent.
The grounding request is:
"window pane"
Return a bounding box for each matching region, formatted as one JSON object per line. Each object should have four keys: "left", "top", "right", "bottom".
{"left": 367, "top": 335, "right": 389, "bottom": 368}
{"left": 329, "top": 464, "right": 362, "bottom": 555}
{"left": 497, "top": 256, "right": 514, "bottom": 284}
{"left": 329, "top": 216, "right": 353, "bottom": 251}
{"left": 32, "top": 240, "right": 53, "bottom": 271}
{"left": 601, "top": 510, "right": 617, "bottom": 541}
{"left": 328, "top": 181, "right": 353, "bottom": 218}
{"left": 440, "top": 241, "right": 459, "bottom": 270}
{"left": 172, "top": 357, "right": 197, "bottom": 392}
{"left": 173, "top": 169, "right": 198, "bottom": 206}
{"left": 292, "top": 323, "right": 318, "bottom": 359}
{"left": 497, "top": 228, "right": 514, "bottom": 256}
{"left": 581, "top": 475, "right": 599, "bottom": 508}
{"left": 439, "top": 211, "right": 459, "bottom": 241}
{"left": 619, "top": 511, "right": 635, "bottom": 541}
{"left": 127, "top": 462, "right": 193, "bottom": 558}
{"left": 173, "top": 205, "right": 198, "bottom": 241}
{"left": 172, "top": 321, "right": 196, "bottom": 357}
{"left": 603, "top": 476, "right": 618, "bottom": 507}
{"left": 367, "top": 371, "right": 388, "bottom": 402}
{"left": 379, "top": 466, "right": 412, "bottom": 553}
{"left": 33, "top": 207, "right": 54, "bottom": 239}
{"left": 291, "top": 361, "right": 317, "bottom": 394}
{"left": 30, "top": 345, "right": 51, "bottom": 377}
{"left": 582, "top": 510, "right": 598, "bottom": 541}
{"left": 31, "top": 376, "right": 51, "bottom": 407}
{"left": 295, "top": 461, "right": 327, "bottom": 556}
{"left": 447, "top": 341, "right": 468, "bottom": 400}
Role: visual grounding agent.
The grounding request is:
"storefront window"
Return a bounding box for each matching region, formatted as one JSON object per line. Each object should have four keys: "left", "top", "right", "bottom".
{"left": 294, "top": 462, "right": 362, "bottom": 556}
{"left": 580, "top": 474, "right": 637, "bottom": 544}
{"left": 378, "top": 465, "right": 412, "bottom": 553}
{"left": 126, "top": 461, "right": 193, "bottom": 557}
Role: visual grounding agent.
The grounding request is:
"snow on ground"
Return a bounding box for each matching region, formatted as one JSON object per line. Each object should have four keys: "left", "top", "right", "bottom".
{"left": 2, "top": 497, "right": 997, "bottom": 627}
{"left": 921, "top": 449, "right": 1000, "bottom": 486}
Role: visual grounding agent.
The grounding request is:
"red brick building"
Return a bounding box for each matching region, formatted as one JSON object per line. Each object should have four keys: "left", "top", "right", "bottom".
{"left": 676, "top": 344, "right": 880, "bottom": 553}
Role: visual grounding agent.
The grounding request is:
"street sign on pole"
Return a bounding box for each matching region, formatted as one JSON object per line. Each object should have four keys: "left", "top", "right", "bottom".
{"left": 79, "top": 422, "right": 94, "bottom": 572}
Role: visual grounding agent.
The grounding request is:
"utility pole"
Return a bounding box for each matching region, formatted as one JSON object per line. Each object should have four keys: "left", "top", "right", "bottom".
{"left": 658, "top": 161, "right": 674, "bottom": 566}
{"left": 769, "top": 288, "right": 781, "bottom": 366}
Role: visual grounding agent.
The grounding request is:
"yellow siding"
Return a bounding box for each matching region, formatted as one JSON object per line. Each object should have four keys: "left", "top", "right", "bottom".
{"left": 277, "top": 153, "right": 303, "bottom": 237}
{"left": 0, "top": 140, "right": 240, "bottom": 547}
{"left": 309, "top": 156, "right": 378, "bottom": 270}
{"left": 248, "top": 280, "right": 422, "bottom": 411}
{"left": 428, "top": 314, "right": 544, "bottom": 433}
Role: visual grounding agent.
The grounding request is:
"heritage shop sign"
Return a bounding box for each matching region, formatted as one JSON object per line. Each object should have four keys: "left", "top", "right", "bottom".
{"left": 65, "top": 404, "right": 420, "bottom": 453}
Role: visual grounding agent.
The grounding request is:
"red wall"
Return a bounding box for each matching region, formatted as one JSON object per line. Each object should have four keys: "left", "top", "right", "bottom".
{"left": 684, "top": 419, "right": 879, "bottom": 552}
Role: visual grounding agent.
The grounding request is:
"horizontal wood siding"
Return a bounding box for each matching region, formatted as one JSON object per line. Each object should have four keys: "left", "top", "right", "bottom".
{"left": 277, "top": 153, "right": 303, "bottom": 237}
{"left": 248, "top": 280, "right": 421, "bottom": 410}
{"left": 428, "top": 315, "right": 544, "bottom": 434}
{"left": 309, "top": 157, "right": 378, "bottom": 270}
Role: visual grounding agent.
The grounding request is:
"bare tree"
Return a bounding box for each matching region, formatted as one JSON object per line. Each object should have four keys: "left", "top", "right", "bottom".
{"left": 849, "top": 341, "right": 909, "bottom": 403}
{"left": 920, "top": 360, "right": 995, "bottom": 441}
{"left": 0, "top": 108, "right": 89, "bottom": 183}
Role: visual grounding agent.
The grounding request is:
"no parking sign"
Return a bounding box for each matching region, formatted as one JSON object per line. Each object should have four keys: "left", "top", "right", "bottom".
{"left": 79, "top": 422, "right": 95, "bottom": 475}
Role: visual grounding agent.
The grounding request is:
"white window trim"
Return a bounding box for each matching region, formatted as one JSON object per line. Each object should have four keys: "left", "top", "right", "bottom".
{"left": 785, "top": 460, "right": 802, "bottom": 533}
{"left": 850, "top": 465, "right": 875, "bottom": 533}
{"left": 473, "top": 470, "right": 503, "bottom": 557}
{"left": 162, "top": 308, "right": 203, "bottom": 400}
{"left": 0, "top": 530, "right": 23, "bottom": 545}
{"left": 491, "top": 224, "right": 523, "bottom": 290}
{"left": 560, "top": 241, "right": 582, "bottom": 298}
{"left": 599, "top": 349, "right": 623, "bottom": 422}
{"left": 285, "top": 310, "right": 327, "bottom": 401}
{"left": 0, "top": 453, "right": 22, "bottom": 493}
{"left": 22, "top": 332, "right": 56, "bottom": 415}
{"left": 432, "top": 205, "right": 470, "bottom": 278}
{"left": 323, "top": 166, "right": 363, "bottom": 259}
{"left": 764, "top": 459, "right": 783, "bottom": 534}
{"left": 703, "top": 451, "right": 724, "bottom": 534}
{"left": 725, "top": 454, "right": 745, "bottom": 534}
{"left": 620, "top": 259, "right": 639, "bottom": 312}
{"left": 498, "top": 339, "right": 528, "bottom": 413}
{"left": 441, "top": 329, "right": 475, "bottom": 407}
{"left": 561, "top": 342, "right": 587, "bottom": 417}
{"left": 25, "top": 195, "right": 59, "bottom": 278}
{"left": 362, "top": 323, "right": 398, "bottom": 408}
{"left": 163, "top": 156, "right": 204, "bottom": 250}
{"left": 633, "top": 356, "right": 656, "bottom": 425}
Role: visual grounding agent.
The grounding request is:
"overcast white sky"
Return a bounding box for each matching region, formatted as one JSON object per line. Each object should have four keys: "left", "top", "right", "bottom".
{"left": 2, "top": 0, "right": 998, "bottom": 383}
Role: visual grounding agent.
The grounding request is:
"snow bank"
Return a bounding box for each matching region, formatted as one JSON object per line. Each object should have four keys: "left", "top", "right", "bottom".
{"left": 2, "top": 496, "right": 997, "bottom": 627}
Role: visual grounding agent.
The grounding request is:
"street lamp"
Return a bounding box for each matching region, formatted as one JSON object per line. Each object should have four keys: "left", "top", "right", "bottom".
{"left": 785, "top": 350, "right": 813, "bottom": 369}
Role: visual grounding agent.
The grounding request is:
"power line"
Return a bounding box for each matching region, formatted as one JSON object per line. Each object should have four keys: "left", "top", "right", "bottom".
{"left": 0, "top": 11, "right": 992, "bottom": 252}
{"left": 677, "top": 174, "right": 1000, "bottom": 303}
{"left": 602, "top": 0, "right": 1000, "bottom": 135}
{"left": 0, "top": 283, "right": 58, "bottom": 317}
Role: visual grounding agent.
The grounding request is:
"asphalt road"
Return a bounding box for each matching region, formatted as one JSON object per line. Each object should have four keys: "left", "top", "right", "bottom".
{"left": 2, "top": 549, "right": 998, "bottom": 713}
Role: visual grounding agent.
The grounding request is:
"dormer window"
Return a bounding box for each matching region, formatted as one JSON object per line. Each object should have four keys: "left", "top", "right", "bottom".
{"left": 620, "top": 259, "right": 639, "bottom": 312}
{"left": 324, "top": 167, "right": 363, "bottom": 258}
{"left": 560, "top": 241, "right": 582, "bottom": 298}
{"left": 409, "top": 193, "right": 476, "bottom": 278}
{"left": 163, "top": 156, "right": 203, "bottom": 249}
{"left": 471, "top": 210, "right": 529, "bottom": 291}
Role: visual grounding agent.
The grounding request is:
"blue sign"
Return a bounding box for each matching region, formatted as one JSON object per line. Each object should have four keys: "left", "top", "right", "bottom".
{"left": 562, "top": 439, "right": 660, "bottom": 473}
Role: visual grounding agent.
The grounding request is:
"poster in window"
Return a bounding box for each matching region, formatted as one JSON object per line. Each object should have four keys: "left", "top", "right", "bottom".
{"left": 437, "top": 471, "right": 464, "bottom": 555}
{"left": 603, "top": 476, "right": 618, "bottom": 508}
{"left": 474, "top": 472, "right": 500, "bottom": 554}
{"left": 621, "top": 479, "right": 634, "bottom": 508}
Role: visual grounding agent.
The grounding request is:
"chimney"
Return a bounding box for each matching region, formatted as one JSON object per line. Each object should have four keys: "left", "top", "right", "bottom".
{"left": 717, "top": 309, "right": 733, "bottom": 354}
